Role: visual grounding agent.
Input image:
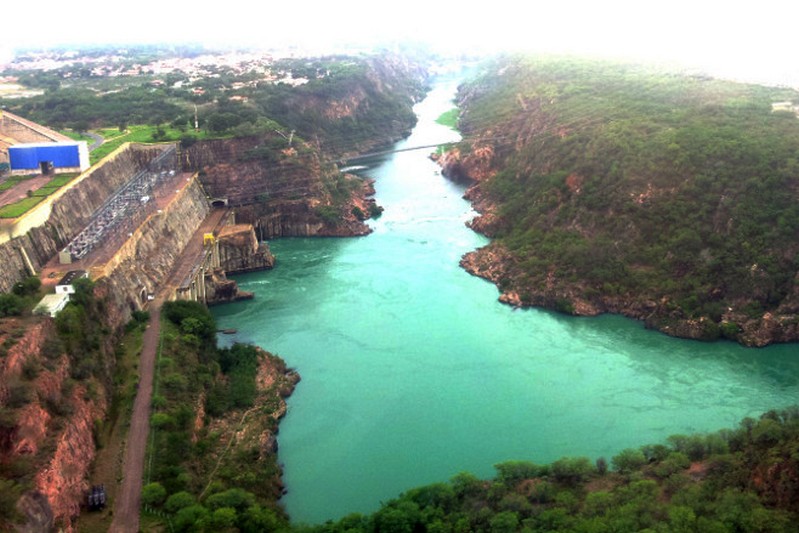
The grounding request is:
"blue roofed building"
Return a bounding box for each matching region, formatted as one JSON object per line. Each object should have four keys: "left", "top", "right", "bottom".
{"left": 8, "top": 140, "right": 90, "bottom": 175}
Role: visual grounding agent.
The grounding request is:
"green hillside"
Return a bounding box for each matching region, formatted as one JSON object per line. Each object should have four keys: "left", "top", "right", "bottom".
{"left": 453, "top": 56, "right": 799, "bottom": 344}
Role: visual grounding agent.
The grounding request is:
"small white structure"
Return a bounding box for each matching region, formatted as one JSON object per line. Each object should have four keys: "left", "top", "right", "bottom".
{"left": 55, "top": 270, "right": 87, "bottom": 295}
{"left": 34, "top": 293, "right": 70, "bottom": 317}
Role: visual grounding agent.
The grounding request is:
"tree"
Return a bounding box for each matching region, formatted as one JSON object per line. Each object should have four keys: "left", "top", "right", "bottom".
{"left": 12, "top": 276, "right": 41, "bottom": 297}
{"left": 165, "top": 491, "right": 196, "bottom": 513}
{"left": 141, "top": 482, "right": 167, "bottom": 507}
{"left": 550, "top": 456, "right": 595, "bottom": 486}
{"left": 612, "top": 448, "right": 647, "bottom": 474}
{"left": 0, "top": 294, "right": 23, "bottom": 317}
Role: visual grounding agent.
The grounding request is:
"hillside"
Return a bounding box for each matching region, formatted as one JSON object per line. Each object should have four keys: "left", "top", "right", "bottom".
{"left": 443, "top": 56, "right": 799, "bottom": 346}
{"left": 1, "top": 53, "right": 427, "bottom": 161}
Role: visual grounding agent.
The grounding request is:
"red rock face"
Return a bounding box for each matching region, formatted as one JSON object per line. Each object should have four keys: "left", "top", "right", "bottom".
{"left": 34, "top": 382, "right": 106, "bottom": 531}
{"left": 0, "top": 317, "right": 109, "bottom": 531}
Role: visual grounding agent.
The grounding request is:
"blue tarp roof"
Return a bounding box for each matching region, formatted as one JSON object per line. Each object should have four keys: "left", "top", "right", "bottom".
{"left": 9, "top": 142, "right": 83, "bottom": 170}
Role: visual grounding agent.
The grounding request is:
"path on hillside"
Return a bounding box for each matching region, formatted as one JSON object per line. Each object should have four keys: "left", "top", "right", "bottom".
{"left": 109, "top": 301, "right": 162, "bottom": 533}
{"left": 86, "top": 131, "right": 104, "bottom": 151}
{"left": 108, "top": 207, "right": 230, "bottom": 532}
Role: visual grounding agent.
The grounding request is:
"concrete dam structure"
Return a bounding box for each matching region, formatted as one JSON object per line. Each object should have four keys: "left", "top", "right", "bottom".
{"left": 0, "top": 141, "right": 272, "bottom": 327}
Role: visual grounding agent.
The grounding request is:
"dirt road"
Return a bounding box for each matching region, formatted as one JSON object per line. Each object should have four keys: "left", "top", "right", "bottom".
{"left": 107, "top": 207, "right": 229, "bottom": 531}
{"left": 109, "top": 302, "right": 161, "bottom": 533}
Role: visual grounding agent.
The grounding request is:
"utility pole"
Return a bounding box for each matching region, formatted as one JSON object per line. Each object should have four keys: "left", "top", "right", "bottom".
{"left": 194, "top": 104, "right": 199, "bottom": 131}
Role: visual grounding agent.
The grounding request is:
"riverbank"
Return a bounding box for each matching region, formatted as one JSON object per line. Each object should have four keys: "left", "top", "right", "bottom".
{"left": 213, "top": 77, "right": 799, "bottom": 524}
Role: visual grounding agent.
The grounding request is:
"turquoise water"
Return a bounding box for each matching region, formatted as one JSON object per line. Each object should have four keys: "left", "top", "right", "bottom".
{"left": 213, "top": 80, "right": 799, "bottom": 524}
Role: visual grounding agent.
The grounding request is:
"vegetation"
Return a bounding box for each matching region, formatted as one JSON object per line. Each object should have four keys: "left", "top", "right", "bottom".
{"left": 0, "top": 173, "right": 80, "bottom": 219}
{"left": 0, "top": 276, "right": 42, "bottom": 317}
{"left": 143, "top": 301, "right": 294, "bottom": 532}
{"left": 455, "top": 55, "right": 799, "bottom": 341}
{"left": 1, "top": 54, "right": 425, "bottom": 161}
{"left": 308, "top": 408, "right": 799, "bottom": 532}
{"left": 436, "top": 108, "right": 459, "bottom": 129}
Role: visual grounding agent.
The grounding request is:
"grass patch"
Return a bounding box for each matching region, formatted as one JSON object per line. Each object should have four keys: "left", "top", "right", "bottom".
{"left": 60, "top": 130, "right": 95, "bottom": 143}
{"left": 31, "top": 186, "right": 60, "bottom": 197}
{"left": 0, "top": 173, "right": 80, "bottom": 218}
{"left": 0, "top": 197, "right": 44, "bottom": 218}
{"left": 45, "top": 173, "right": 80, "bottom": 187}
{"left": 435, "top": 107, "right": 459, "bottom": 129}
{"left": 90, "top": 125, "right": 212, "bottom": 165}
{"left": 0, "top": 176, "right": 33, "bottom": 193}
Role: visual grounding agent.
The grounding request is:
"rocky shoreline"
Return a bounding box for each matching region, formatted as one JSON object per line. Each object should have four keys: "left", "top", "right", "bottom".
{"left": 439, "top": 146, "right": 799, "bottom": 348}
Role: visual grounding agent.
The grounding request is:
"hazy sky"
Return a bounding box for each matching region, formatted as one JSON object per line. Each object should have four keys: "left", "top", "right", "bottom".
{"left": 3, "top": 0, "right": 798, "bottom": 85}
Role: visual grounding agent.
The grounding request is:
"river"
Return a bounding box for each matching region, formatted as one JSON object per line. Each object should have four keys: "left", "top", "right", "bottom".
{"left": 213, "top": 77, "right": 799, "bottom": 525}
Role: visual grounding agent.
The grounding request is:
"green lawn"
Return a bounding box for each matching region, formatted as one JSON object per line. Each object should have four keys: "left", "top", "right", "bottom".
{"left": 0, "top": 196, "right": 44, "bottom": 218}
{"left": 0, "top": 173, "right": 80, "bottom": 218}
{"left": 60, "top": 129, "right": 96, "bottom": 144}
{"left": 89, "top": 125, "right": 211, "bottom": 164}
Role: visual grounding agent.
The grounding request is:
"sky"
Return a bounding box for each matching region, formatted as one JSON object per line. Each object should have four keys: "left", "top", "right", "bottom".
{"left": 2, "top": 0, "right": 799, "bottom": 85}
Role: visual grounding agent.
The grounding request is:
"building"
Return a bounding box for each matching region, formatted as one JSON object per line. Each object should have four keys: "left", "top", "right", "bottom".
{"left": 0, "top": 110, "right": 73, "bottom": 169}
{"left": 8, "top": 141, "right": 90, "bottom": 175}
{"left": 55, "top": 269, "right": 87, "bottom": 295}
{"left": 34, "top": 293, "right": 70, "bottom": 317}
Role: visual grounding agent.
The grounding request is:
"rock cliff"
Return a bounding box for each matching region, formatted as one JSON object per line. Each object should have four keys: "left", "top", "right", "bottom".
{"left": 0, "top": 318, "right": 108, "bottom": 531}
{"left": 182, "top": 137, "right": 379, "bottom": 238}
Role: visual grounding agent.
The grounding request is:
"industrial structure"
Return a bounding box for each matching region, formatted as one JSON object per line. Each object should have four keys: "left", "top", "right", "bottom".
{"left": 8, "top": 141, "right": 90, "bottom": 175}
{"left": 0, "top": 109, "right": 72, "bottom": 170}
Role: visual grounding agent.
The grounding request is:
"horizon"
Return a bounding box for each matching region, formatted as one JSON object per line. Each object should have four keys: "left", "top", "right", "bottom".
{"left": 3, "top": 0, "right": 799, "bottom": 87}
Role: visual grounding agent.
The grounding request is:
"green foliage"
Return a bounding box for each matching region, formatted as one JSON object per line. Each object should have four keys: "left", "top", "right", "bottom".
{"left": 0, "top": 479, "right": 23, "bottom": 526}
{"left": 456, "top": 55, "right": 799, "bottom": 331}
{"left": 142, "top": 482, "right": 167, "bottom": 507}
{"left": 0, "top": 196, "right": 44, "bottom": 218}
{"left": 315, "top": 204, "right": 341, "bottom": 225}
{"left": 612, "top": 448, "right": 648, "bottom": 474}
{"left": 0, "top": 294, "right": 24, "bottom": 317}
{"left": 164, "top": 491, "right": 196, "bottom": 514}
{"left": 311, "top": 407, "right": 799, "bottom": 532}
{"left": 12, "top": 276, "right": 41, "bottom": 297}
{"left": 435, "top": 108, "right": 459, "bottom": 129}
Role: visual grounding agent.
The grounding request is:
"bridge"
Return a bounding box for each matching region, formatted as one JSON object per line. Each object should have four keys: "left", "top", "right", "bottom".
{"left": 338, "top": 141, "right": 459, "bottom": 164}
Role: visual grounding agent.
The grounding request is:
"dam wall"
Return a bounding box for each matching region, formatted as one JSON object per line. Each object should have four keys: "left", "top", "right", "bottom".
{"left": 95, "top": 175, "right": 210, "bottom": 330}
{"left": 0, "top": 143, "right": 172, "bottom": 293}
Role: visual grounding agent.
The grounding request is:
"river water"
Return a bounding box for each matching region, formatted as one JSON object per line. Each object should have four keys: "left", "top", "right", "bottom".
{"left": 213, "top": 78, "right": 799, "bottom": 524}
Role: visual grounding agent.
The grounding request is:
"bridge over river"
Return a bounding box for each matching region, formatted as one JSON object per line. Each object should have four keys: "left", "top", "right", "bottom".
{"left": 338, "top": 141, "right": 458, "bottom": 164}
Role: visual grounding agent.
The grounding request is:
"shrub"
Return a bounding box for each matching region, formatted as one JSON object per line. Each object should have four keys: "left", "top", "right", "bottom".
{"left": 12, "top": 276, "right": 41, "bottom": 297}
{"left": 165, "top": 491, "right": 196, "bottom": 513}
{"left": 368, "top": 203, "right": 385, "bottom": 218}
{"left": 141, "top": 482, "right": 167, "bottom": 507}
{"left": 551, "top": 457, "right": 595, "bottom": 486}
{"left": 0, "top": 294, "right": 23, "bottom": 317}
{"left": 150, "top": 413, "right": 175, "bottom": 430}
{"left": 612, "top": 448, "right": 647, "bottom": 474}
{"left": 351, "top": 206, "right": 366, "bottom": 220}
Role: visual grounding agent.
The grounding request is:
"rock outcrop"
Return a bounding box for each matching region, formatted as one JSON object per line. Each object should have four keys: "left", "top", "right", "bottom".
{"left": 182, "top": 137, "right": 379, "bottom": 239}
{"left": 0, "top": 318, "right": 108, "bottom": 531}
{"left": 217, "top": 224, "right": 275, "bottom": 274}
